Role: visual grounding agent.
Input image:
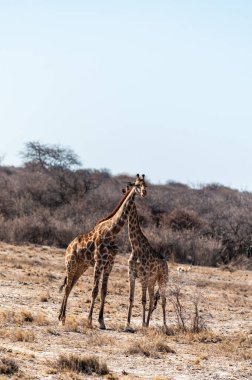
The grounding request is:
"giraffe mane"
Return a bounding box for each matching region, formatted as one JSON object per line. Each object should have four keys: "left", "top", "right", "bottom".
{"left": 96, "top": 188, "right": 132, "bottom": 225}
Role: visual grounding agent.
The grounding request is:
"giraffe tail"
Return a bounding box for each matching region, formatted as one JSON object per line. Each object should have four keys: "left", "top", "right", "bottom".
{"left": 59, "top": 276, "right": 67, "bottom": 293}
{"left": 152, "top": 290, "right": 160, "bottom": 314}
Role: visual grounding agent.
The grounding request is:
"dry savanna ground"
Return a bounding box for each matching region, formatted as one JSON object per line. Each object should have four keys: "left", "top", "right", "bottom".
{"left": 0, "top": 242, "right": 251, "bottom": 380}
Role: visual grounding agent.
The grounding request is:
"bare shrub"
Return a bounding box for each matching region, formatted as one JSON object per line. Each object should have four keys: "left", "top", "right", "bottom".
{"left": 142, "top": 227, "right": 221, "bottom": 266}
{"left": 193, "top": 237, "right": 222, "bottom": 267}
{"left": 8, "top": 214, "right": 75, "bottom": 247}
{"left": 0, "top": 357, "right": 18, "bottom": 375}
{"left": 168, "top": 284, "right": 187, "bottom": 332}
{"left": 165, "top": 208, "right": 203, "bottom": 231}
{"left": 1, "top": 155, "right": 252, "bottom": 269}
{"left": 57, "top": 354, "right": 109, "bottom": 375}
{"left": 191, "top": 292, "right": 207, "bottom": 333}
{"left": 167, "top": 282, "right": 207, "bottom": 333}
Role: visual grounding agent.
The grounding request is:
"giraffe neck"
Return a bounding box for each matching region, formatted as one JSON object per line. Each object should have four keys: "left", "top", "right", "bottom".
{"left": 128, "top": 201, "right": 148, "bottom": 251}
{"left": 97, "top": 187, "right": 136, "bottom": 236}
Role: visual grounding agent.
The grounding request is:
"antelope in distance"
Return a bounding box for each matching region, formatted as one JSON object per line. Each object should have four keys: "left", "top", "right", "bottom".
{"left": 177, "top": 264, "right": 192, "bottom": 277}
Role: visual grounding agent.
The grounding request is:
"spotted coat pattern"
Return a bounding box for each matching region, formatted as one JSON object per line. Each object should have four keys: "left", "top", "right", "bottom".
{"left": 58, "top": 175, "right": 147, "bottom": 329}
{"left": 127, "top": 201, "right": 168, "bottom": 328}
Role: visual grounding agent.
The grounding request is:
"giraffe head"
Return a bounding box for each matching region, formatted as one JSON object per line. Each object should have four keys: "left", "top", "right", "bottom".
{"left": 123, "top": 174, "right": 147, "bottom": 198}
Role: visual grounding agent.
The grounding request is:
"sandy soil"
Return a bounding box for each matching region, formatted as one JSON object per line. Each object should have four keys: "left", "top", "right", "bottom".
{"left": 0, "top": 242, "right": 251, "bottom": 380}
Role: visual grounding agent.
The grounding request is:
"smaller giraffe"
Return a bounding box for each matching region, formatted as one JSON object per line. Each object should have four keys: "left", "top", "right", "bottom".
{"left": 124, "top": 184, "right": 168, "bottom": 328}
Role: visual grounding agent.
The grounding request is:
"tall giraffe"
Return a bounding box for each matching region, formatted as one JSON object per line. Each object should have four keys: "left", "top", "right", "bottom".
{"left": 58, "top": 174, "right": 147, "bottom": 329}
{"left": 125, "top": 185, "right": 168, "bottom": 328}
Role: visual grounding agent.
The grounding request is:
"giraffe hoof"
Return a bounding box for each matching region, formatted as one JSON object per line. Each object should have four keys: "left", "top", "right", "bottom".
{"left": 99, "top": 322, "right": 106, "bottom": 330}
{"left": 162, "top": 325, "right": 170, "bottom": 334}
{"left": 87, "top": 318, "right": 93, "bottom": 328}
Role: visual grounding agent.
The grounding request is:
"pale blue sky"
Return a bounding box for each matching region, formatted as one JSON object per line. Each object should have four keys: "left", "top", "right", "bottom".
{"left": 0, "top": 1, "right": 252, "bottom": 189}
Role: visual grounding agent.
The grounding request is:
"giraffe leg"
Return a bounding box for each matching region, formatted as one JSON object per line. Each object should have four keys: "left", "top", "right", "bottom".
{"left": 146, "top": 285, "right": 155, "bottom": 327}
{"left": 58, "top": 274, "right": 76, "bottom": 324}
{"left": 88, "top": 262, "right": 103, "bottom": 327}
{"left": 98, "top": 259, "right": 114, "bottom": 330}
{"left": 141, "top": 285, "right": 147, "bottom": 327}
{"left": 152, "top": 289, "right": 160, "bottom": 313}
{"left": 58, "top": 266, "right": 87, "bottom": 324}
{"left": 59, "top": 276, "right": 67, "bottom": 293}
{"left": 126, "top": 274, "right": 135, "bottom": 328}
{"left": 159, "top": 284, "right": 167, "bottom": 327}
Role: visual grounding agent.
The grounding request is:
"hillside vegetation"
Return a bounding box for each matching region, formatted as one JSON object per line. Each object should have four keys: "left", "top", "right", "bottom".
{"left": 0, "top": 142, "right": 252, "bottom": 269}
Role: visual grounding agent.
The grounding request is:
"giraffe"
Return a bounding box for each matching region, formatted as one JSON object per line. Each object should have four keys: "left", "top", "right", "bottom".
{"left": 125, "top": 185, "right": 168, "bottom": 328}
{"left": 58, "top": 174, "right": 147, "bottom": 330}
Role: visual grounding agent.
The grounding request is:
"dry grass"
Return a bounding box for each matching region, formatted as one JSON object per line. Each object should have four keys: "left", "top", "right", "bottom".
{"left": 10, "top": 328, "right": 35, "bottom": 342}
{"left": 191, "top": 354, "right": 208, "bottom": 365}
{"left": 0, "top": 308, "right": 49, "bottom": 326}
{"left": 126, "top": 335, "right": 176, "bottom": 358}
{"left": 241, "top": 351, "right": 252, "bottom": 360}
{"left": 182, "top": 330, "right": 222, "bottom": 343}
{"left": 56, "top": 353, "right": 109, "bottom": 375}
{"left": 39, "top": 291, "right": 50, "bottom": 302}
{"left": 0, "top": 357, "right": 19, "bottom": 375}
{"left": 0, "top": 242, "right": 252, "bottom": 380}
{"left": 216, "top": 334, "right": 252, "bottom": 359}
{"left": 87, "top": 331, "right": 115, "bottom": 347}
{"left": 126, "top": 341, "right": 154, "bottom": 357}
{"left": 63, "top": 316, "right": 91, "bottom": 334}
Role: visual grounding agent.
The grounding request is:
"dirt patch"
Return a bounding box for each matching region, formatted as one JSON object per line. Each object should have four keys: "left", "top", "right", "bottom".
{"left": 0, "top": 242, "right": 251, "bottom": 379}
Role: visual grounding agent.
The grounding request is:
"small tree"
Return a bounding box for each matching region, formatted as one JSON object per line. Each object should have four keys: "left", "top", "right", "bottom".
{"left": 20, "top": 141, "right": 81, "bottom": 170}
{"left": 20, "top": 141, "right": 93, "bottom": 204}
